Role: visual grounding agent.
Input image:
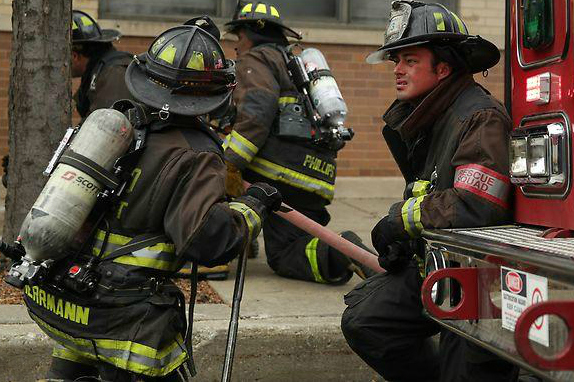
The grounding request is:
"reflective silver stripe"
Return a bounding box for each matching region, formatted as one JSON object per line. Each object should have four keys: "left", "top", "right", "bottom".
{"left": 228, "top": 130, "right": 258, "bottom": 163}
{"left": 229, "top": 201, "right": 262, "bottom": 239}
{"left": 30, "top": 312, "right": 187, "bottom": 376}
{"left": 401, "top": 196, "right": 425, "bottom": 237}
{"left": 454, "top": 164, "right": 510, "bottom": 208}
{"left": 247, "top": 157, "right": 335, "bottom": 201}
{"left": 92, "top": 230, "right": 178, "bottom": 271}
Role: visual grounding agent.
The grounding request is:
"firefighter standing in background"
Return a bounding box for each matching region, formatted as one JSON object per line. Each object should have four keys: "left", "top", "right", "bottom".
{"left": 223, "top": 1, "right": 373, "bottom": 285}
{"left": 341, "top": 1, "right": 518, "bottom": 381}
{"left": 71, "top": 9, "right": 133, "bottom": 121}
{"left": 1, "top": 10, "right": 133, "bottom": 189}
{"left": 28, "top": 22, "right": 281, "bottom": 381}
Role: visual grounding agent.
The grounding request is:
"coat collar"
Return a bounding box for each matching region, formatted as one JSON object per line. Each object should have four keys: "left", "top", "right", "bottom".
{"left": 383, "top": 72, "right": 475, "bottom": 141}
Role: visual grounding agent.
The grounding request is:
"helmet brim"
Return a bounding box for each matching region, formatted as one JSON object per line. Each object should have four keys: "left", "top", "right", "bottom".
{"left": 74, "top": 29, "right": 122, "bottom": 44}
{"left": 125, "top": 58, "right": 233, "bottom": 117}
{"left": 366, "top": 34, "right": 500, "bottom": 73}
{"left": 225, "top": 19, "right": 302, "bottom": 40}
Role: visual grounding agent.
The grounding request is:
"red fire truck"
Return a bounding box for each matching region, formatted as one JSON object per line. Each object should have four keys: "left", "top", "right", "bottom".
{"left": 420, "top": 0, "right": 574, "bottom": 380}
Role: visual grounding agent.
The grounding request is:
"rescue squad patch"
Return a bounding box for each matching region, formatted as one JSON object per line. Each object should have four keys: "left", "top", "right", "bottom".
{"left": 454, "top": 164, "right": 510, "bottom": 208}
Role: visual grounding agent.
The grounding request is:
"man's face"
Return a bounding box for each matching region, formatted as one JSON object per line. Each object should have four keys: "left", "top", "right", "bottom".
{"left": 234, "top": 29, "right": 254, "bottom": 58}
{"left": 71, "top": 51, "right": 88, "bottom": 78}
{"left": 390, "top": 46, "right": 451, "bottom": 102}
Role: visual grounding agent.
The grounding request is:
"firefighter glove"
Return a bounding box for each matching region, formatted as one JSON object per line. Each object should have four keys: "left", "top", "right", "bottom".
{"left": 245, "top": 182, "right": 282, "bottom": 212}
{"left": 371, "top": 215, "right": 411, "bottom": 273}
{"left": 225, "top": 160, "right": 245, "bottom": 198}
{"left": 234, "top": 182, "right": 282, "bottom": 221}
{"left": 377, "top": 241, "right": 413, "bottom": 273}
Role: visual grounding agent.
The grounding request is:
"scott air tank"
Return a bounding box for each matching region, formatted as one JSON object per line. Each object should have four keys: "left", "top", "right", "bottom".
{"left": 19, "top": 109, "right": 134, "bottom": 261}
{"left": 299, "top": 48, "right": 348, "bottom": 128}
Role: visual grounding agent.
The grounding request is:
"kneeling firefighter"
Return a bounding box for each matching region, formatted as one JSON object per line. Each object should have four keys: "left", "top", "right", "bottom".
{"left": 222, "top": 1, "right": 374, "bottom": 284}
{"left": 9, "top": 21, "right": 281, "bottom": 381}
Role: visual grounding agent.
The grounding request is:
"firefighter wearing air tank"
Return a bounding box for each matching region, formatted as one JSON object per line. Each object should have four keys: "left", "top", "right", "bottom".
{"left": 20, "top": 21, "right": 281, "bottom": 381}
{"left": 224, "top": 1, "right": 374, "bottom": 285}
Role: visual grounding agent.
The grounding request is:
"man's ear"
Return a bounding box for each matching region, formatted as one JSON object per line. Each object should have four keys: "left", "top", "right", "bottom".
{"left": 436, "top": 62, "right": 452, "bottom": 81}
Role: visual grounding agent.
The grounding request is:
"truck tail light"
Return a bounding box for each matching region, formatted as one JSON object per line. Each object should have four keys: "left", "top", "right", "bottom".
{"left": 527, "top": 135, "right": 549, "bottom": 176}
{"left": 510, "top": 123, "right": 567, "bottom": 191}
{"left": 510, "top": 137, "right": 528, "bottom": 177}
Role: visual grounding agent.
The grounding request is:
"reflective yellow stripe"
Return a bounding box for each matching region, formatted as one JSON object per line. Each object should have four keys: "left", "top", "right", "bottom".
{"left": 186, "top": 51, "right": 205, "bottom": 70}
{"left": 450, "top": 12, "right": 467, "bottom": 34}
{"left": 305, "top": 238, "right": 327, "bottom": 283}
{"left": 229, "top": 201, "right": 262, "bottom": 240}
{"left": 222, "top": 134, "right": 230, "bottom": 150}
{"left": 92, "top": 230, "right": 178, "bottom": 271}
{"left": 80, "top": 16, "right": 94, "bottom": 26}
{"left": 31, "top": 312, "right": 187, "bottom": 377}
{"left": 434, "top": 12, "right": 446, "bottom": 31}
{"left": 52, "top": 344, "right": 93, "bottom": 365}
{"left": 255, "top": 3, "right": 267, "bottom": 14}
{"left": 228, "top": 130, "right": 258, "bottom": 163}
{"left": 401, "top": 196, "right": 426, "bottom": 238}
{"left": 241, "top": 3, "right": 253, "bottom": 13}
{"left": 278, "top": 96, "right": 298, "bottom": 106}
{"left": 158, "top": 44, "right": 177, "bottom": 65}
{"left": 270, "top": 6, "right": 280, "bottom": 17}
{"left": 412, "top": 180, "right": 430, "bottom": 197}
{"left": 248, "top": 157, "right": 335, "bottom": 201}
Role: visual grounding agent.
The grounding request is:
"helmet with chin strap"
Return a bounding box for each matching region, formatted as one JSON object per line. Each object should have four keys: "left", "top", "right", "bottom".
{"left": 125, "top": 22, "right": 236, "bottom": 117}
{"left": 367, "top": 1, "right": 500, "bottom": 73}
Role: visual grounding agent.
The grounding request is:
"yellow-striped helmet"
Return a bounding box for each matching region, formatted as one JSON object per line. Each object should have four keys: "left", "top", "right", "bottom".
{"left": 125, "top": 24, "right": 236, "bottom": 116}
{"left": 225, "top": 2, "right": 301, "bottom": 39}
{"left": 367, "top": 1, "right": 499, "bottom": 73}
{"left": 72, "top": 10, "right": 120, "bottom": 43}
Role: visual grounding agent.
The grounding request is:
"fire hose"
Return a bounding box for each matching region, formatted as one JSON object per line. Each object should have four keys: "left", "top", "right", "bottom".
{"left": 221, "top": 182, "right": 385, "bottom": 381}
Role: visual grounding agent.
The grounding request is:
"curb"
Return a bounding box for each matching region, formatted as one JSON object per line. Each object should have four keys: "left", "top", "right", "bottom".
{"left": 0, "top": 306, "right": 382, "bottom": 381}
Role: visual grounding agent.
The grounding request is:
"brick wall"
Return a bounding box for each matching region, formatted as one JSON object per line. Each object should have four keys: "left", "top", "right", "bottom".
{"left": 0, "top": 0, "right": 506, "bottom": 176}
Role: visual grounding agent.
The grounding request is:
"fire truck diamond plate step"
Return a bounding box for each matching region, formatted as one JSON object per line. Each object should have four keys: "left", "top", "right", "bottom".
{"left": 447, "top": 226, "right": 574, "bottom": 259}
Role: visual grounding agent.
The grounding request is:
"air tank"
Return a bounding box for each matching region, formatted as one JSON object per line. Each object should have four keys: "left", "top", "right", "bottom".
{"left": 19, "top": 109, "right": 134, "bottom": 261}
{"left": 299, "top": 48, "right": 348, "bottom": 128}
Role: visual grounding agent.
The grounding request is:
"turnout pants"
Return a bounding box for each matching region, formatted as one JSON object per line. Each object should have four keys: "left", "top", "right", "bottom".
{"left": 47, "top": 350, "right": 187, "bottom": 381}
{"left": 262, "top": 206, "right": 353, "bottom": 284}
{"left": 341, "top": 262, "right": 519, "bottom": 382}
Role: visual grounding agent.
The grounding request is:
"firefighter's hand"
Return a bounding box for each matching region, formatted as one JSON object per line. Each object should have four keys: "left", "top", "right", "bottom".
{"left": 225, "top": 160, "right": 245, "bottom": 198}
{"left": 371, "top": 216, "right": 411, "bottom": 273}
{"left": 244, "top": 182, "right": 282, "bottom": 212}
{"left": 376, "top": 242, "right": 413, "bottom": 273}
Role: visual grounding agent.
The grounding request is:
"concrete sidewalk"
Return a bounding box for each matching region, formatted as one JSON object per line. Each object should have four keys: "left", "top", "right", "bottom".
{"left": 0, "top": 177, "right": 404, "bottom": 381}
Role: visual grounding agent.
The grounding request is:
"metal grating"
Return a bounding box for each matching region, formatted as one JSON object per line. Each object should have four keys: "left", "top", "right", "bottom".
{"left": 448, "top": 226, "right": 574, "bottom": 259}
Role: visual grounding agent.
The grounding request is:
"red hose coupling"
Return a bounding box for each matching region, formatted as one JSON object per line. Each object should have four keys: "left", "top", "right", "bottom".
{"left": 515, "top": 301, "right": 574, "bottom": 370}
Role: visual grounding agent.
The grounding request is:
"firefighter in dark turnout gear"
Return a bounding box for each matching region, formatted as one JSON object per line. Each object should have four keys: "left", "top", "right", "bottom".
{"left": 341, "top": 2, "right": 518, "bottom": 381}
{"left": 26, "top": 22, "right": 281, "bottom": 381}
{"left": 0, "top": 11, "right": 133, "bottom": 189}
{"left": 72, "top": 10, "right": 133, "bottom": 120}
{"left": 223, "top": 1, "right": 371, "bottom": 284}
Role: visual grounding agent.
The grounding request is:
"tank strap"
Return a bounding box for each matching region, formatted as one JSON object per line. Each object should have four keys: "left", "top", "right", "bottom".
{"left": 102, "top": 232, "right": 169, "bottom": 263}
{"left": 59, "top": 149, "right": 121, "bottom": 189}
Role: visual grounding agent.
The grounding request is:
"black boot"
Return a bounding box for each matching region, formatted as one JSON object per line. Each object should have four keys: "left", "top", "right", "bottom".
{"left": 338, "top": 231, "right": 378, "bottom": 279}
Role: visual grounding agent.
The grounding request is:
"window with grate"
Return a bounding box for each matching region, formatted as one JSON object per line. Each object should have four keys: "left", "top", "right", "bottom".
{"left": 99, "top": 0, "right": 458, "bottom": 28}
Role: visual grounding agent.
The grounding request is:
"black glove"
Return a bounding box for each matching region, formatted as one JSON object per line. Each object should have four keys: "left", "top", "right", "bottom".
{"left": 245, "top": 183, "right": 282, "bottom": 211}
{"left": 371, "top": 215, "right": 411, "bottom": 273}
{"left": 377, "top": 242, "right": 413, "bottom": 273}
{"left": 235, "top": 182, "right": 282, "bottom": 220}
